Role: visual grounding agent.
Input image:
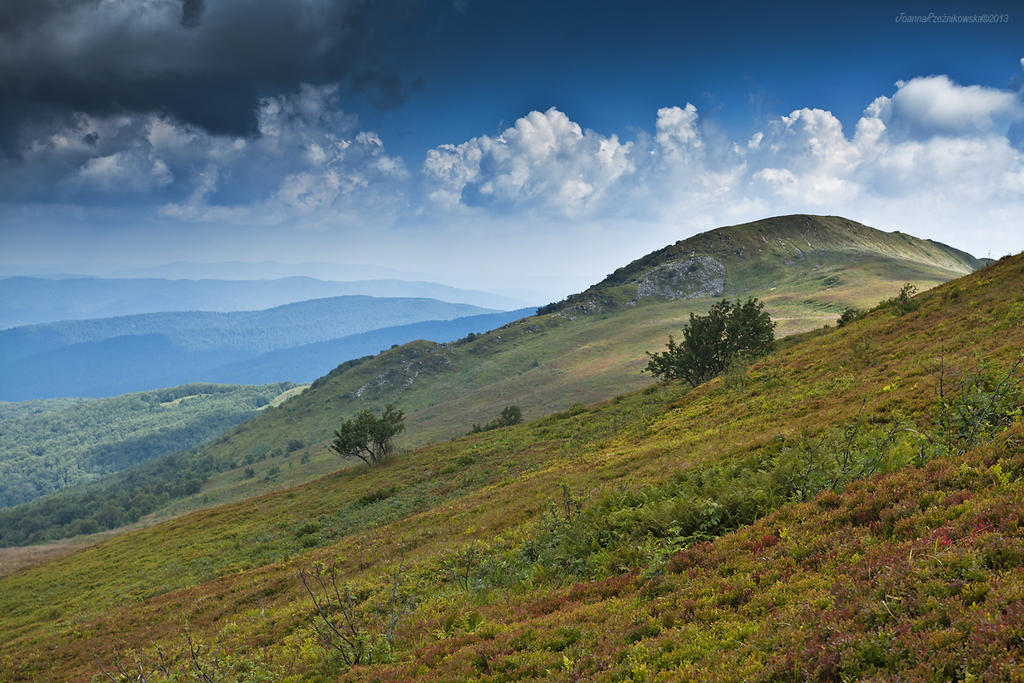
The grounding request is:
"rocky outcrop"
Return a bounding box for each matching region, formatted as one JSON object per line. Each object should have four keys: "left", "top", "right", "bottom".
{"left": 633, "top": 255, "right": 726, "bottom": 301}
{"left": 353, "top": 345, "right": 453, "bottom": 398}
{"left": 554, "top": 298, "right": 603, "bottom": 319}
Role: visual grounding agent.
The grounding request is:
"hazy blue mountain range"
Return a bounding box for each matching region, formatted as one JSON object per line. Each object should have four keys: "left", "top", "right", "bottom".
{"left": 0, "top": 296, "right": 503, "bottom": 400}
{"left": 202, "top": 308, "right": 534, "bottom": 384}
{"left": 0, "top": 275, "right": 526, "bottom": 328}
{"left": 0, "top": 261, "right": 433, "bottom": 282}
{"left": 0, "top": 296, "right": 494, "bottom": 356}
{"left": 109, "top": 260, "right": 437, "bottom": 282}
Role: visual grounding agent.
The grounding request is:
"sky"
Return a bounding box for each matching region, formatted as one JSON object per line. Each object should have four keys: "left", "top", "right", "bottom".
{"left": 1, "top": 0, "right": 1022, "bottom": 300}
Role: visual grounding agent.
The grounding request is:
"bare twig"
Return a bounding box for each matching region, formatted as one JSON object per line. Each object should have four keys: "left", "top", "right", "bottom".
{"left": 299, "top": 555, "right": 413, "bottom": 668}
{"left": 185, "top": 627, "right": 216, "bottom": 683}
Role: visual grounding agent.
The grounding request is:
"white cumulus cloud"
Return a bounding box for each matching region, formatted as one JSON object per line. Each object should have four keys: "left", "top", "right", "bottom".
{"left": 423, "top": 107, "right": 632, "bottom": 215}
{"left": 422, "top": 73, "right": 1024, "bottom": 258}
{"left": 870, "top": 75, "right": 1023, "bottom": 138}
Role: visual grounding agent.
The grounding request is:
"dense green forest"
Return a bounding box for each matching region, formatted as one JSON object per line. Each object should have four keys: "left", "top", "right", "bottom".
{"left": 0, "top": 382, "right": 295, "bottom": 508}
{"left": 0, "top": 447, "right": 224, "bottom": 546}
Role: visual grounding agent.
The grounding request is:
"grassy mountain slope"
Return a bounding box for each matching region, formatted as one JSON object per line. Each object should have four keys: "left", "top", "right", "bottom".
{"left": 0, "top": 382, "right": 296, "bottom": 509}
{"left": 180, "top": 215, "right": 983, "bottom": 484}
{"left": 23, "top": 214, "right": 974, "bottom": 540}
{"left": 0, "top": 215, "right": 980, "bottom": 546}
{"left": 0, "top": 240, "right": 1019, "bottom": 679}
{"left": 0, "top": 313, "right": 527, "bottom": 547}
{"left": 0, "top": 276, "right": 523, "bottom": 329}
{"left": 0, "top": 296, "right": 495, "bottom": 400}
{"left": 545, "top": 214, "right": 983, "bottom": 313}
{"left": 0, "top": 311, "right": 527, "bottom": 545}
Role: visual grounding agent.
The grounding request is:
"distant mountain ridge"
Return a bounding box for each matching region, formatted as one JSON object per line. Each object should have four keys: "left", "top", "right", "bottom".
{"left": 0, "top": 296, "right": 496, "bottom": 356}
{"left": 4, "top": 221, "right": 1022, "bottom": 682}
{"left": 110, "top": 260, "right": 434, "bottom": 281}
{"left": 0, "top": 276, "right": 525, "bottom": 329}
{"left": 0, "top": 296, "right": 499, "bottom": 400}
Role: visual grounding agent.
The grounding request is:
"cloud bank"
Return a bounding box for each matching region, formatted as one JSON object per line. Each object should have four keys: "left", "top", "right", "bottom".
{"left": 422, "top": 74, "right": 1024, "bottom": 253}
{"left": 2, "top": 70, "right": 1023, "bottom": 274}
{"left": 5, "top": 84, "right": 406, "bottom": 228}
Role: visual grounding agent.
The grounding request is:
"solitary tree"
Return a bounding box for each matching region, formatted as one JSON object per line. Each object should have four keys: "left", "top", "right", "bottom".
{"left": 330, "top": 404, "right": 405, "bottom": 466}
{"left": 645, "top": 298, "right": 775, "bottom": 386}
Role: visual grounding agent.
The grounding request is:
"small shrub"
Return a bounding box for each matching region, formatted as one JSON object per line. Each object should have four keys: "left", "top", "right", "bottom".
{"left": 885, "top": 283, "right": 920, "bottom": 315}
{"left": 330, "top": 404, "right": 405, "bottom": 466}
{"left": 469, "top": 405, "right": 523, "bottom": 434}
{"left": 295, "top": 522, "right": 320, "bottom": 537}
{"left": 566, "top": 403, "right": 587, "bottom": 416}
{"left": 624, "top": 622, "right": 660, "bottom": 644}
{"left": 837, "top": 307, "right": 863, "bottom": 327}
{"left": 546, "top": 626, "right": 582, "bottom": 651}
{"left": 357, "top": 485, "right": 398, "bottom": 506}
{"left": 920, "top": 356, "right": 1024, "bottom": 460}
{"left": 849, "top": 333, "right": 875, "bottom": 365}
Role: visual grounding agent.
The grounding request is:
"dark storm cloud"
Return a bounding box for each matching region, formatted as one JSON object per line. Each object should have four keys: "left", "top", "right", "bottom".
{"left": 181, "top": 0, "right": 205, "bottom": 28}
{"left": 0, "top": 0, "right": 420, "bottom": 150}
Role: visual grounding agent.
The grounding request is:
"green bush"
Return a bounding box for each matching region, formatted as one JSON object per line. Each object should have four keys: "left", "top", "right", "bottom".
{"left": 885, "top": 283, "right": 920, "bottom": 315}
{"left": 520, "top": 359, "right": 1023, "bottom": 581}
{"left": 469, "top": 405, "right": 523, "bottom": 434}
{"left": 645, "top": 298, "right": 775, "bottom": 386}
{"left": 837, "top": 307, "right": 863, "bottom": 327}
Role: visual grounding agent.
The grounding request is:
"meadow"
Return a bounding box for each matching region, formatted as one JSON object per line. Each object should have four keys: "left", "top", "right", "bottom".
{"left": 0, "top": 244, "right": 1020, "bottom": 680}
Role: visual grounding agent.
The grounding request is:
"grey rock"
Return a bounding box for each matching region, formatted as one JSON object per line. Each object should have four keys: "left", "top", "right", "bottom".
{"left": 633, "top": 256, "right": 726, "bottom": 301}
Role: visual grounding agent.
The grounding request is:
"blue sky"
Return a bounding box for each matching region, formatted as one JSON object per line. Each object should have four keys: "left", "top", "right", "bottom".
{"left": 358, "top": 1, "right": 1023, "bottom": 156}
{"left": 1, "top": 0, "right": 1022, "bottom": 299}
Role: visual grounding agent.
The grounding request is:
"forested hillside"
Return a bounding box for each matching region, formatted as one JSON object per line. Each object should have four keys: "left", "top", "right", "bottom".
{"left": 0, "top": 382, "right": 295, "bottom": 508}
{"left": 203, "top": 308, "right": 534, "bottom": 384}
